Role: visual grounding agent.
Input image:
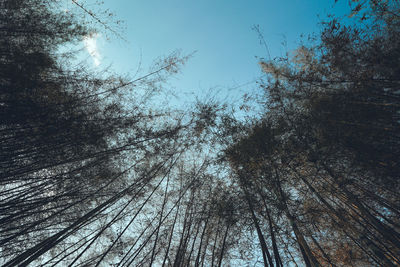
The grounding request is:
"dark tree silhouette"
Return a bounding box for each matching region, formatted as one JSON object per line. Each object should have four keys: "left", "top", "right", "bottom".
{"left": 223, "top": 1, "right": 400, "bottom": 266}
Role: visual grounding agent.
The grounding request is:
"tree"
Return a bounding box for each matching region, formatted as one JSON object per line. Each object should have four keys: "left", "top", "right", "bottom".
{"left": 0, "top": 0, "right": 201, "bottom": 265}
{"left": 223, "top": 0, "right": 400, "bottom": 266}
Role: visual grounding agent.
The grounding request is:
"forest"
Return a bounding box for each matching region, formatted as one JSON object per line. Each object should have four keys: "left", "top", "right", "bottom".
{"left": 0, "top": 0, "right": 399, "bottom": 266}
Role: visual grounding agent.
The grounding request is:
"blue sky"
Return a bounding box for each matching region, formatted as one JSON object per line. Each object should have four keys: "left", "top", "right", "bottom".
{"left": 78, "top": 0, "right": 351, "bottom": 105}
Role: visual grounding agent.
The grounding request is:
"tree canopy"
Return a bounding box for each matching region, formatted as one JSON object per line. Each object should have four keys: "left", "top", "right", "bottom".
{"left": 1, "top": 0, "right": 399, "bottom": 266}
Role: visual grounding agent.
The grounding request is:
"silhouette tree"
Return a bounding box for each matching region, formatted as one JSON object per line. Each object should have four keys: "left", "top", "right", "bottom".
{"left": 223, "top": 0, "right": 400, "bottom": 266}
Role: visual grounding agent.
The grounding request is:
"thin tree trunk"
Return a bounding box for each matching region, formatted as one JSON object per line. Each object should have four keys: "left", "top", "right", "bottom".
{"left": 275, "top": 171, "right": 319, "bottom": 267}
{"left": 217, "top": 224, "right": 230, "bottom": 267}
{"left": 244, "top": 188, "right": 273, "bottom": 267}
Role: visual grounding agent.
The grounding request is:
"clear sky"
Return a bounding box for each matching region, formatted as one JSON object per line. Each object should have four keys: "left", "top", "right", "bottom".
{"left": 76, "top": 0, "right": 351, "bottom": 105}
